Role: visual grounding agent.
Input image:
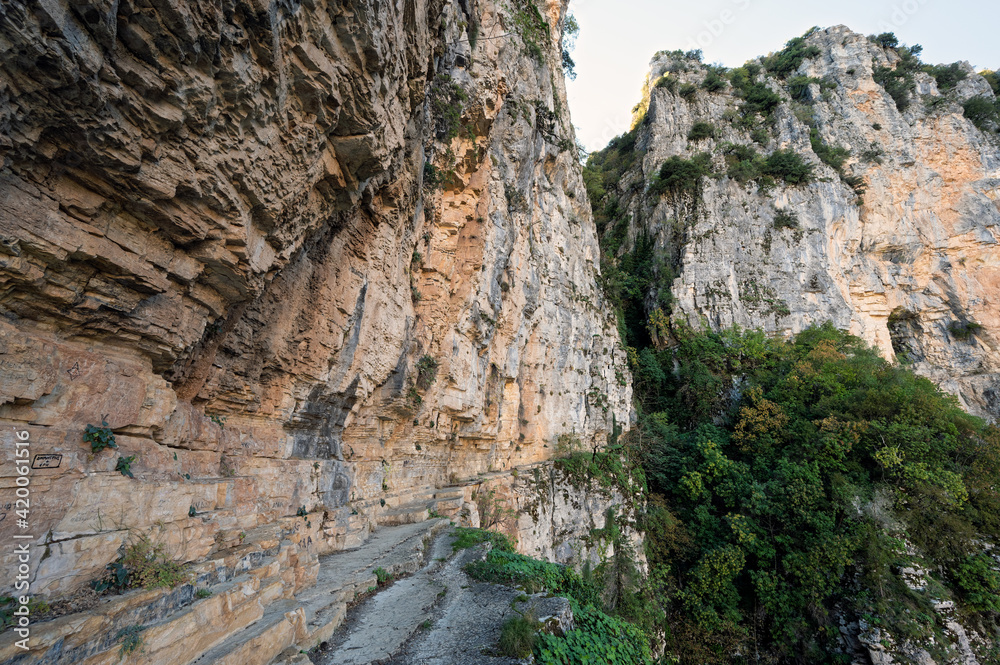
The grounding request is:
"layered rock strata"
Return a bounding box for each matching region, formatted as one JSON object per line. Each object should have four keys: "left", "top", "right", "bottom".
{"left": 0, "top": 0, "right": 629, "bottom": 622}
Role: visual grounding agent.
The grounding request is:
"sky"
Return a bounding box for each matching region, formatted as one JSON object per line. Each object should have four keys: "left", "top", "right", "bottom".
{"left": 565, "top": 0, "right": 1000, "bottom": 151}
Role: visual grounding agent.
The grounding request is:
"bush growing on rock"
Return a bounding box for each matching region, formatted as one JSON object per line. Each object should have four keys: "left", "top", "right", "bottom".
{"left": 963, "top": 96, "right": 1000, "bottom": 130}
{"left": 687, "top": 121, "right": 716, "bottom": 142}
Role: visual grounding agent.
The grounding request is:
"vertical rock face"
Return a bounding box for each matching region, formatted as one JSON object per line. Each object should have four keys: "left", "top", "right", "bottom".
{"left": 601, "top": 25, "right": 1000, "bottom": 421}
{"left": 0, "top": 0, "right": 629, "bottom": 599}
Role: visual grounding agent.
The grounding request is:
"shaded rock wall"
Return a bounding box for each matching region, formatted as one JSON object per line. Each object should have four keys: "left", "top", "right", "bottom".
{"left": 609, "top": 25, "right": 1000, "bottom": 420}
{"left": 0, "top": 0, "right": 630, "bottom": 599}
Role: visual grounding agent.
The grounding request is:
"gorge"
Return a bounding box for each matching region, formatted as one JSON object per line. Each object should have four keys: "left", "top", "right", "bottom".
{"left": 0, "top": 2, "right": 999, "bottom": 664}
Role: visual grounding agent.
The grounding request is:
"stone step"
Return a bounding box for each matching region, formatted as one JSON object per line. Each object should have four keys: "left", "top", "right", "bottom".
{"left": 293, "top": 519, "right": 449, "bottom": 648}
{"left": 188, "top": 599, "right": 305, "bottom": 665}
{"left": 378, "top": 502, "right": 430, "bottom": 526}
{"left": 0, "top": 518, "right": 448, "bottom": 665}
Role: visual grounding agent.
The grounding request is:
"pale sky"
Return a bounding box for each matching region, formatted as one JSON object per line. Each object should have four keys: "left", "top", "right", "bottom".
{"left": 566, "top": 0, "right": 1000, "bottom": 151}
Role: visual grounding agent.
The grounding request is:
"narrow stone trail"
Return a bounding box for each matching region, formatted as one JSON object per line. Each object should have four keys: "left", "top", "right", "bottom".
{"left": 313, "top": 527, "right": 523, "bottom": 665}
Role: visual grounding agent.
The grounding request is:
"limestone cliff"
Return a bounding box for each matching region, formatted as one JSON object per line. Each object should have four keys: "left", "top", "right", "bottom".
{"left": 0, "top": 0, "right": 629, "bottom": 623}
{"left": 596, "top": 25, "right": 1000, "bottom": 422}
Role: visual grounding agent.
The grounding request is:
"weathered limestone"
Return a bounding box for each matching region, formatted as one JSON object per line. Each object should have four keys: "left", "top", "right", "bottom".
{"left": 613, "top": 25, "right": 1000, "bottom": 421}
{"left": 0, "top": 0, "right": 629, "bottom": 613}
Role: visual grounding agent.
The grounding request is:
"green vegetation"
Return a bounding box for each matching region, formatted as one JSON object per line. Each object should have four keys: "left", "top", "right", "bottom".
{"left": 600, "top": 315, "right": 1000, "bottom": 661}
{"left": 583, "top": 129, "right": 642, "bottom": 248}
{"left": 498, "top": 610, "right": 538, "bottom": 658}
{"left": 117, "top": 624, "right": 145, "bottom": 658}
{"left": 772, "top": 209, "right": 798, "bottom": 230}
{"left": 687, "top": 121, "right": 716, "bottom": 142}
{"left": 763, "top": 31, "right": 821, "bottom": 78}
{"left": 787, "top": 75, "right": 836, "bottom": 102}
{"left": 982, "top": 70, "right": 1000, "bottom": 95}
{"left": 429, "top": 74, "right": 468, "bottom": 140}
{"left": 923, "top": 62, "right": 968, "bottom": 91}
{"left": 722, "top": 144, "right": 813, "bottom": 188}
{"left": 729, "top": 63, "right": 781, "bottom": 126}
{"left": 702, "top": 68, "right": 728, "bottom": 92}
{"left": 678, "top": 83, "right": 698, "bottom": 100}
{"left": 870, "top": 32, "right": 899, "bottom": 49}
{"left": 647, "top": 153, "right": 713, "bottom": 200}
{"left": 463, "top": 529, "right": 653, "bottom": 665}
{"left": 423, "top": 162, "right": 443, "bottom": 190}
{"left": 508, "top": 0, "right": 549, "bottom": 62}
{"left": 92, "top": 534, "right": 189, "bottom": 594}
{"left": 581, "top": 33, "right": 1000, "bottom": 662}
{"left": 374, "top": 567, "right": 393, "bottom": 586}
{"left": 1, "top": 596, "right": 49, "bottom": 630}
{"left": 809, "top": 128, "right": 848, "bottom": 171}
{"left": 809, "top": 128, "right": 866, "bottom": 199}
{"left": 451, "top": 526, "right": 514, "bottom": 552}
{"left": 654, "top": 74, "right": 678, "bottom": 94}
{"left": 195, "top": 588, "right": 213, "bottom": 599}
{"left": 870, "top": 35, "right": 924, "bottom": 111}
{"left": 115, "top": 455, "right": 136, "bottom": 478}
{"left": 963, "top": 96, "right": 1000, "bottom": 130}
{"left": 84, "top": 420, "right": 117, "bottom": 454}
{"left": 562, "top": 13, "right": 579, "bottom": 80}
{"left": 949, "top": 319, "right": 983, "bottom": 341}
{"left": 415, "top": 354, "right": 439, "bottom": 390}
{"left": 760, "top": 149, "right": 813, "bottom": 184}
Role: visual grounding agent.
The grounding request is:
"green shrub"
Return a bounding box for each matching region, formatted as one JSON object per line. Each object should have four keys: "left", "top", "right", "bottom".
{"left": 195, "top": 588, "right": 213, "bottom": 599}
{"left": 84, "top": 420, "right": 117, "bottom": 453}
{"left": 654, "top": 75, "right": 678, "bottom": 93}
{"left": 687, "top": 121, "right": 716, "bottom": 142}
{"left": 982, "top": 70, "right": 1000, "bottom": 95}
{"left": 872, "top": 43, "right": 923, "bottom": 111}
{"left": 735, "top": 78, "right": 781, "bottom": 122}
{"left": 722, "top": 143, "right": 763, "bottom": 183}
{"left": 498, "top": 611, "right": 538, "bottom": 658}
{"left": 92, "top": 534, "right": 189, "bottom": 594}
{"left": 869, "top": 32, "right": 899, "bottom": 49}
{"left": 773, "top": 209, "right": 799, "bottom": 229}
{"left": 764, "top": 35, "right": 821, "bottom": 78}
{"left": 952, "top": 553, "right": 1000, "bottom": 612}
{"left": 923, "top": 62, "right": 967, "bottom": 91}
{"left": 761, "top": 149, "right": 813, "bottom": 184}
{"left": 509, "top": 0, "right": 550, "bottom": 63}
{"left": 809, "top": 128, "right": 849, "bottom": 172}
{"left": 423, "top": 162, "right": 443, "bottom": 190}
{"left": 619, "top": 322, "right": 1000, "bottom": 661}
{"left": 948, "top": 319, "right": 983, "bottom": 341}
{"left": 429, "top": 74, "right": 468, "bottom": 140}
{"left": 415, "top": 354, "right": 439, "bottom": 390}
{"left": 702, "top": 69, "right": 728, "bottom": 92}
{"left": 648, "top": 153, "right": 713, "bottom": 199}
{"left": 963, "top": 96, "right": 999, "bottom": 130}
{"left": 374, "top": 567, "right": 393, "bottom": 586}
{"left": 679, "top": 83, "right": 698, "bottom": 100}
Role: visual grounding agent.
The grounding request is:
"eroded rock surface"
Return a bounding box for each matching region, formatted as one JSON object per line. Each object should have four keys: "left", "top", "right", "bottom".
{"left": 0, "top": 0, "right": 628, "bottom": 623}
{"left": 604, "top": 25, "right": 1000, "bottom": 420}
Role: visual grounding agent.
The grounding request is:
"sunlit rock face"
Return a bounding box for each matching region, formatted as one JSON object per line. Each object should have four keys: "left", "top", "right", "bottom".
{"left": 0, "top": 0, "right": 629, "bottom": 604}
{"left": 609, "top": 25, "right": 1000, "bottom": 421}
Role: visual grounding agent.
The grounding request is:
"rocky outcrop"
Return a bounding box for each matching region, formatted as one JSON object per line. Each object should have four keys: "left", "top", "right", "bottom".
{"left": 0, "top": 0, "right": 629, "bottom": 620}
{"left": 602, "top": 25, "right": 1000, "bottom": 421}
